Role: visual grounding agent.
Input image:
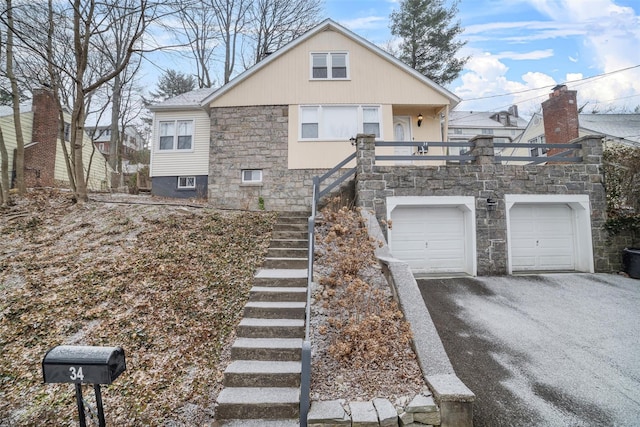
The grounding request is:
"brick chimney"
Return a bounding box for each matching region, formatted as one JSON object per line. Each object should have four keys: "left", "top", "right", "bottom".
{"left": 541, "top": 84, "right": 579, "bottom": 156}
{"left": 24, "top": 88, "right": 59, "bottom": 187}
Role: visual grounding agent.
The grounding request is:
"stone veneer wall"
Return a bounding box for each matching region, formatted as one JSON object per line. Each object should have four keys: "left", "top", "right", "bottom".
{"left": 355, "top": 134, "right": 619, "bottom": 275}
{"left": 208, "top": 105, "right": 326, "bottom": 212}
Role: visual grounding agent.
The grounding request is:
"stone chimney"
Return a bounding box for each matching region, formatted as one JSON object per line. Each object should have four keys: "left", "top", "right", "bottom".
{"left": 24, "top": 88, "right": 59, "bottom": 187}
{"left": 541, "top": 84, "right": 579, "bottom": 156}
{"left": 508, "top": 105, "right": 518, "bottom": 118}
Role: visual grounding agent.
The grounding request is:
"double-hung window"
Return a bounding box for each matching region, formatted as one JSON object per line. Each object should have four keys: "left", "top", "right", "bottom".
{"left": 158, "top": 120, "right": 194, "bottom": 151}
{"left": 299, "top": 105, "right": 381, "bottom": 140}
{"left": 311, "top": 52, "right": 349, "bottom": 80}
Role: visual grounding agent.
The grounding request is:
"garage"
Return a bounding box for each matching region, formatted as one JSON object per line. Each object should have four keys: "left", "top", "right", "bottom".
{"left": 506, "top": 195, "right": 594, "bottom": 274}
{"left": 387, "top": 196, "right": 476, "bottom": 276}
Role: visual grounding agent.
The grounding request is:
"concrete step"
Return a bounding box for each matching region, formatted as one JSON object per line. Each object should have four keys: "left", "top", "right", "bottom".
{"left": 263, "top": 257, "right": 308, "bottom": 269}
{"left": 223, "top": 360, "right": 302, "bottom": 387}
{"left": 253, "top": 276, "right": 307, "bottom": 288}
{"left": 270, "top": 239, "right": 308, "bottom": 249}
{"left": 231, "top": 338, "right": 302, "bottom": 361}
{"left": 267, "top": 247, "right": 308, "bottom": 259}
{"left": 237, "top": 318, "right": 305, "bottom": 339}
{"left": 277, "top": 212, "right": 310, "bottom": 221}
{"left": 273, "top": 223, "right": 308, "bottom": 232}
{"left": 272, "top": 230, "right": 308, "bottom": 240}
{"left": 244, "top": 301, "right": 306, "bottom": 319}
{"left": 250, "top": 286, "right": 307, "bottom": 302}
{"left": 216, "top": 387, "right": 300, "bottom": 420}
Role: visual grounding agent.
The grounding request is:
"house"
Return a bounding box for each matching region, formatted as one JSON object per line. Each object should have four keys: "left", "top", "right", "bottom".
{"left": 512, "top": 85, "right": 640, "bottom": 161}
{"left": 447, "top": 105, "right": 526, "bottom": 156}
{"left": 89, "top": 124, "right": 146, "bottom": 172}
{"left": 148, "top": 19, "right": 460, "bottom": 207}
{"left": 0, "top": 88, "right": 111, "bottom": 191}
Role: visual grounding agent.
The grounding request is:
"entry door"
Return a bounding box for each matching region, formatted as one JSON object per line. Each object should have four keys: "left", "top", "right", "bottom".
{"left": 391, "top": 206, "right": 467, "bottom": 274}
{"left": 510, "top": 204, "right": 576, "bottom": 271}
{"left": 393, "top": 116, "right": 412, "bottom": 164}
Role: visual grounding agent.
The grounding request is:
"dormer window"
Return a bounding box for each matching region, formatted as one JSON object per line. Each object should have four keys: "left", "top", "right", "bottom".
{"left": 311, "top": 52, "right": 349, "bottom": 80}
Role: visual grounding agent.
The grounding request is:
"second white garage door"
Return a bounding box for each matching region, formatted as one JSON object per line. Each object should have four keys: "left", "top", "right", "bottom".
{"left": 391, "top": 206, "right": 467, "bottom": 274}
{"left": 510, "top": 204, "right": 576, "bottom": 271}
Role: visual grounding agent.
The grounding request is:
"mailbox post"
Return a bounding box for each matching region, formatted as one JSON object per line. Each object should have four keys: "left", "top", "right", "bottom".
{"left": 42, "top": 345, "right": 126, "bottom": 427}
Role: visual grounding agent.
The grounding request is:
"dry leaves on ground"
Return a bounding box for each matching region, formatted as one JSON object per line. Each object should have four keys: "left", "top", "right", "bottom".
{"left": 0, "top": 190, "right": 276, "bottom": 426}
{"left": 310, "top": 205, "right": 425, "bottom": 403}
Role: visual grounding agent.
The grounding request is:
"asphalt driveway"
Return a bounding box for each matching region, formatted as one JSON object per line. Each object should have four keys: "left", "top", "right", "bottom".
{"left": 417, "top": 274, "right": 640, "bottom": 427}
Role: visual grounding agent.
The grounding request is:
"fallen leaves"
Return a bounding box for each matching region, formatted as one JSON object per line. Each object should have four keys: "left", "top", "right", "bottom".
{"left": 0, "top": 190, "right": 276, "bottom": 425}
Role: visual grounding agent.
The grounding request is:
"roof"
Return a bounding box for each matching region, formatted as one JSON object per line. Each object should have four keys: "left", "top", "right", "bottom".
{"left": 200, "top": 18, "right": 461, "bottom": 108}
{"left": 578, "top": 114, "right": 640, "bottom": 144}
{"left": 449, "top": 110, "right": 526, "bottom": 129}
{"left": 149, "top": 86, "right": 218, "bottom": 111}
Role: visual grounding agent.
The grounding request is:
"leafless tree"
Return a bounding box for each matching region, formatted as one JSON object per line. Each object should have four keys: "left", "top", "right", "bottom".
{"left": 169, "top": 0, "right": 218, "bottom": 88}
{"left": 248, "top": 0, "right": 322, "bottom": 64}
{"left": 5, "top": 0, "right": 26, "bottom": 195}
{"left": 211, "top": 0, "right": 250, "bottom": 84}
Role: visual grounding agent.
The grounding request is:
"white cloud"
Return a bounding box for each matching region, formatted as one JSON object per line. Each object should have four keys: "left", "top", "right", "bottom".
{"left": 494, "top": 50, "right": 554, "bottom": 60}
{"left": 339, "top": 16, "right": 387, "bottom": 31}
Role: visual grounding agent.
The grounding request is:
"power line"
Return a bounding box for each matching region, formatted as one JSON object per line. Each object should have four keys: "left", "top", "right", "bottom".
{"left": 457, "top": 64, "right": 640, "bottom": 103}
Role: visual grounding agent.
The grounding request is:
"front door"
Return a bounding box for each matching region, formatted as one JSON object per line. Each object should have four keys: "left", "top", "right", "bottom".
{"left": 393, "top": 116, "right": 412, "bottom": 165}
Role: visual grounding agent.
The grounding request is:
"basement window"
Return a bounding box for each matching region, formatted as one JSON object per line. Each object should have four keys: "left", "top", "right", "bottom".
{"left": 177, "top": 176, "right": 196, "bottom": 189}
{"left": 242, "top": 169, "right": 263, "bottom": 183}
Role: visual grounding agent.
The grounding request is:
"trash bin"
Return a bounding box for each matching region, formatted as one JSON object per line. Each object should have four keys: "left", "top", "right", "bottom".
{"left": 623, "top": 248, "right": 640, "bottom": 279}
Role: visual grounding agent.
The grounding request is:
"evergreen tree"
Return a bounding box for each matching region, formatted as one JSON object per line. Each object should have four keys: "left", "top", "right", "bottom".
{"left": 149, "top": 69, "right": 197, "bottom": 101}
{"left": 390, "top": 0, "right": 468, "bottom": 85}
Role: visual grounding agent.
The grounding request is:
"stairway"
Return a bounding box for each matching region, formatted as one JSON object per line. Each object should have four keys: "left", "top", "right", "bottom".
{"left": 216, "top": 212, "right": 309, "bottom": 426}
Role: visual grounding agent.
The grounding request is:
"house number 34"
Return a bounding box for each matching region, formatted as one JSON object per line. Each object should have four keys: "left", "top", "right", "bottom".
{"left": 69, "top": 367, "right": 85, "bottom": 381}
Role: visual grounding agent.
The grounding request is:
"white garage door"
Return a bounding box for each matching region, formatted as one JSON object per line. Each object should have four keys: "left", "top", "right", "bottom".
{"left": 391, "top": 206, "right": 467, "bottom": 274}
{"left": 510, "top": 204, "right": 576, "bottom": 271}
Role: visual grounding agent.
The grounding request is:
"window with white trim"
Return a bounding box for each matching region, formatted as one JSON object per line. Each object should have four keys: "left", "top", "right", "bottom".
{"left": 242, "top": 169, "right": 263, "bottom": 183}
{"left": 158, "top": 120, "right": 194, "bottom": 151}
{"left": 178, "top": 176, "right": 196, "bottom": 189}
{"left": 299, "top": 105, "right": 381, "bottom": 140}
{"left": 310, "top": 52, "right": 349, "bottom": 80}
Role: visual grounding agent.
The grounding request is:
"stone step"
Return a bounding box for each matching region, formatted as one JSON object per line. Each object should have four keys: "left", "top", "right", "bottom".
{"left": 273, "top": 223, "right": 308, "bottom": 232}
{"left": 249, "top": 286, "right": 307, "bottom": 303}
{"left": 263, "top": 257, "right": 308, "bottom": 269}
{"left": 217, "top": 419, "right": 299, "bottom": 427}
{"left": 237, "top": 318, "right": 305, "bottom": 339}
{"left": 223, "top": 360, "right": 302, "bottom": 387}
{"left": 267, "top": 247, "right": 308, "bottom": 259}
{"left": 216, "top": 387, "right": 300, "bottom": 420}
{"left": 272, "top": 230, "right": 308, "bottom": 240}
{"left": 231, "top": 338, "right": 302, "bottom": 361}
{"left": 270, "top": 239, "right": 308, "bottom": 249}
{"left": 244, "top": 301, "right": 306, "bottom": 319}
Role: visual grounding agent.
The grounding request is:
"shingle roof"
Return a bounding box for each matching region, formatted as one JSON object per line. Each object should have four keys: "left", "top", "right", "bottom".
{"left": 149, "top": 87, "right": 218, "bottom": 111}
{"left": 578, "top": 114, "right": 640, "bottom": 144}
{"left": 449, "top": 110, "right": 526, "bottom": 128}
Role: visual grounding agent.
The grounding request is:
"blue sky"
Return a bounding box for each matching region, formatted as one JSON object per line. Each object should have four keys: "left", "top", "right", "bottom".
{"left": 323, "top": 0, "right": 640, "bottom": 116}
{"left": 144, "top": 0, "right": 640, "bottom": 118}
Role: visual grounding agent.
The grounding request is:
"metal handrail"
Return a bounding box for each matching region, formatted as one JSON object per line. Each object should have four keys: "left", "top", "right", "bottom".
{"left": 300, "top": 155, "right": 355, "bottom": 427}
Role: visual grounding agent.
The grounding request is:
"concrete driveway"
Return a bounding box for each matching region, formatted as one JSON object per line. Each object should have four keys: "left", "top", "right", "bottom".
{"left": 417, "top": 274, "right": 640, "bottom": 427}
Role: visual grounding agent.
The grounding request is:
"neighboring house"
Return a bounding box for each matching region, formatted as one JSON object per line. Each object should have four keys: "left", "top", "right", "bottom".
{"left": 149, "top": 19, "right": 460, "bottom": 207}
{"left": 511, "top": 85, "right": 640, "bottom": 162}
{"left": 0, "top": 88, "right": 111, "bottom": 191}
{"left": 89, "top": 124, "right": 145, "bottom": 164}
{"left": 448, "top": 106, "right": 526, "bottom": 156}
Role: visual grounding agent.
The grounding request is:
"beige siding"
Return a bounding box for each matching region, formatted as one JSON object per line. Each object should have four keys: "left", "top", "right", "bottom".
{"left": 54, "top": 137, "right": 111, "bottom": 191}
{"left": 151, "top": 109, "right": 210, "bottom": 177}
{"left": 0, "top": 112, "right": 34, "bottom": 173}
{"left": 210, "top": 29, "right": 451, "bottom": 108}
